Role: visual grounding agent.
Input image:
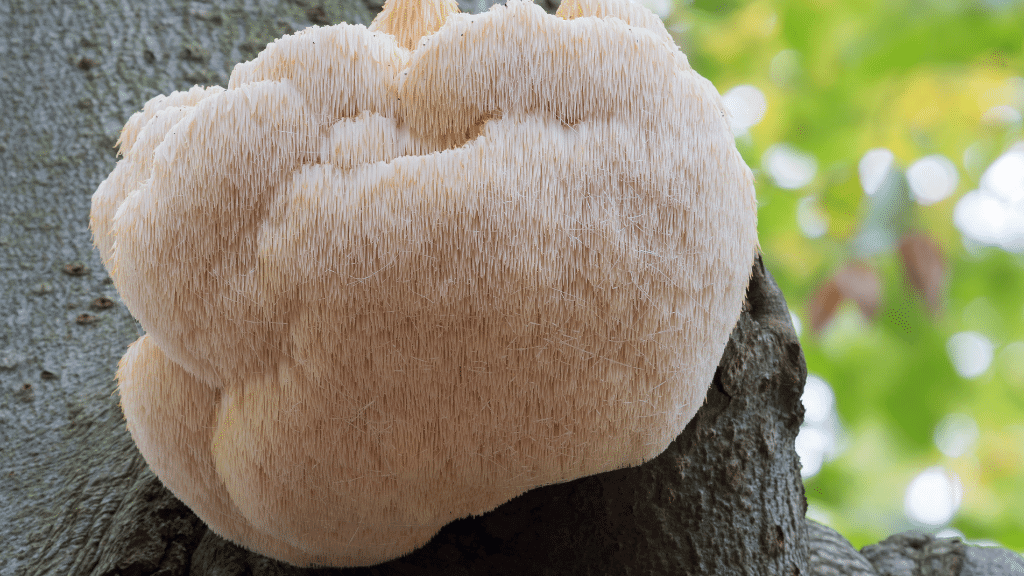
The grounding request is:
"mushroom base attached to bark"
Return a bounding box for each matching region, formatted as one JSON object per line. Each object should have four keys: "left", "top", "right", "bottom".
{"left": 92, "top": 0, "right": 759, "bottom": 567}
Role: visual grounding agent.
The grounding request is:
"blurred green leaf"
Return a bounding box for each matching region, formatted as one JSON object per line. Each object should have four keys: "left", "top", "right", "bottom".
{"left": 666, "top": 0, "right": 1024, "bottom": 551}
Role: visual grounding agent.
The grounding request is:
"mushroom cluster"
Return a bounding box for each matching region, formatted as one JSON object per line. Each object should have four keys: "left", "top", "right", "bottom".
{"left": 91, "top": 0, "right": 759, "bottom": 567}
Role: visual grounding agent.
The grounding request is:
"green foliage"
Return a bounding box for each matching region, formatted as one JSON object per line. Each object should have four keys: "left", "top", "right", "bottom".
{"left": 663, "top": 0, "right": 1024, "bottom": 552}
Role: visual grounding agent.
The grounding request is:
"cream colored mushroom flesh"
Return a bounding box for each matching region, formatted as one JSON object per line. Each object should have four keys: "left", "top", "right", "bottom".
{"left": 90, "top": 0, "right": 759, "bottom": 567}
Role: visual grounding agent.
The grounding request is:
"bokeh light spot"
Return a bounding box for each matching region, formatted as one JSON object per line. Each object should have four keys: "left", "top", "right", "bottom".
{"left": 797, "top": 196, "right": 828, "bottom": 238}
{"left": 907, "top": 154, "right": 959, "bottom": 205}
{"left": 764, "top": 144, "right": 817, "bottom": 189}
{"left": 904, "top": 466, "right": 962, "bottom": 526}
{"left": 722, "top": 84, "right": 768, "bottom": 136}
{"left": 954, "top": 144, "right": 1024, "bottom": 252}
{"left": 796, "top": 427, "right": 828, "bottom": 478}
{"left": 859, "top": 148, "right": 895, "bottom": 196}
{"left": 933, "top": 413, "right": 980, "bottom": 458}
{"left": 946, "top": 331, "right": 995, "bottom": 379}
{"left": 802, "top": 375, "right": 835, "bottom": 424}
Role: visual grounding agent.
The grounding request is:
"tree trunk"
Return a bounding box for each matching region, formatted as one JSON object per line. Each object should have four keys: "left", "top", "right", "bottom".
{"left": 2, "top": 0, "right": 1018, "bottom": 574}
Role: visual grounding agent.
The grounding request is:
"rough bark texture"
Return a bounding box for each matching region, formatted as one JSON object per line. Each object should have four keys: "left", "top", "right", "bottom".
{"left": 2, "top": 0, "right": 1023, "bottom": 574}
{"left": 807, "top": 520, "right": 1024, "bottom": 576}
{"left": 807, "top": 520, "right": 879, "bottom": 576}
{"left": 861, "top": 530, "right": 967, "bottom": 576}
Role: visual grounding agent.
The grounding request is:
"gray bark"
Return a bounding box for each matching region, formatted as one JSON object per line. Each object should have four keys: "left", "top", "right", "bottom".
{"left": 807, "top": 520, "right": 1024, "bottom": 576}
{"left": 2, "top": 0, "right": 1022, "bottom": 574}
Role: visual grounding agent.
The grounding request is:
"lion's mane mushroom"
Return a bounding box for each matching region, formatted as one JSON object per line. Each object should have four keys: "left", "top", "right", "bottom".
{"left": 90, "top": 0, "right": 759, "bottom": 567}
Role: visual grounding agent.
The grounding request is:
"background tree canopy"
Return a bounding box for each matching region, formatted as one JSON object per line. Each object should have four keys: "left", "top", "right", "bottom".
{"left": 640, "top": 0, "right": 1024, "bottom": 554}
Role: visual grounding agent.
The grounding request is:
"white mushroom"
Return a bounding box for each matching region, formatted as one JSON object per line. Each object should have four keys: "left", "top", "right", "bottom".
{"left": 91, "top": 0, "right": 759, "bottom": 567}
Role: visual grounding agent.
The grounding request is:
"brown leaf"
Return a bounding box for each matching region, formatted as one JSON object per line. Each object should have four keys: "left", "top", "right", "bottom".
{"left": 809, "top": 277, "right": 843, "bottom": 334}
{"left": 900, "top": 233, "right": 946, "bottom": 314}
{"left": 834, "top": 262, "right": 882, "bottom": 320}
{"left": 809, "top": 261, "right": 883, "bottom": 334}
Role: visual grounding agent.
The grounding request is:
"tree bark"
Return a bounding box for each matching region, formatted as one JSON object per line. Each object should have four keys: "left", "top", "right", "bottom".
{"left": 2, "top": 0, "right": 1021, "bottom": 574}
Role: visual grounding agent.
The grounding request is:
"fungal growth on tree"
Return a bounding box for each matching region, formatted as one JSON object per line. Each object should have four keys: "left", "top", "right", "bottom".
{"left": 90, "top": 0, "right": 759, "bottom": 567}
